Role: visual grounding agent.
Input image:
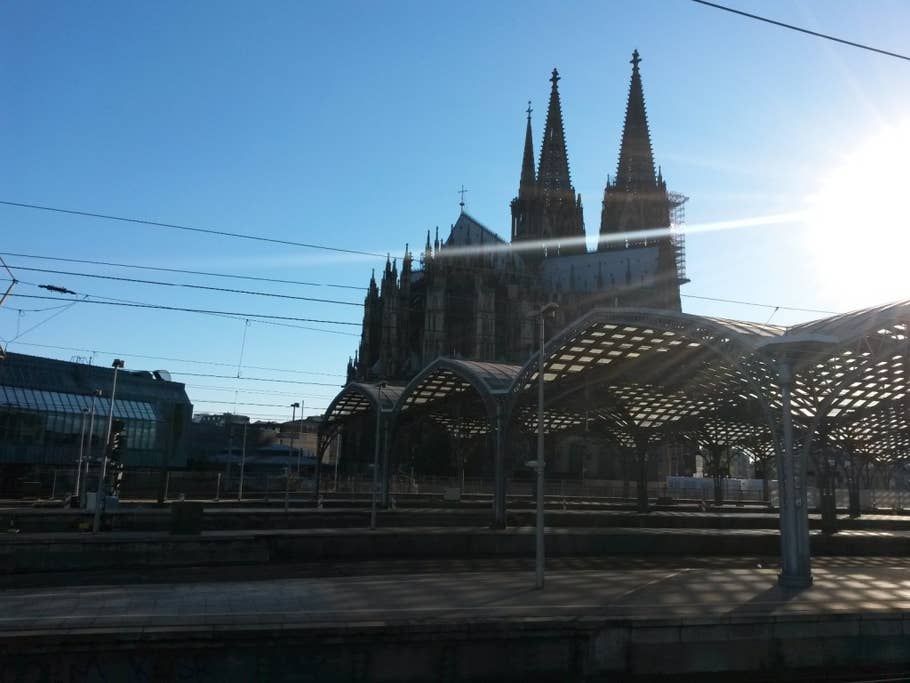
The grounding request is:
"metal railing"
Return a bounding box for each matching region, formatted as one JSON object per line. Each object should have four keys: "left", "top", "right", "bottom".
{"left": 4, "top": 467, "right": 908, "bottom": 512}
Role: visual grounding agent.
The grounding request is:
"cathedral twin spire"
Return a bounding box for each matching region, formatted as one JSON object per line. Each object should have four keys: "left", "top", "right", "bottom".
{"left": 613, "top": 49, "right": 658, "bottom": 191}
{"left": 598, "top": 49, "right": 672, "bottom": 252}
{"left": 511, "top": 51, "right": 672, "bottom": 258}
{"left": 536, "top": 69, "right": 573, "bottom": 197}
{"left": 518, "top": 102, "right": 536, "bottom": 199}
{"left": 510, "top": 68, "right": 585, "bottom": 257}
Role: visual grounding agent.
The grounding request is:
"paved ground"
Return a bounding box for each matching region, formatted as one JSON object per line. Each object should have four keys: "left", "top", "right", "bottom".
{"left": 7, "top": 554, "right": 910, "bottom": 588}
{"left": 5, "top": 557, "right": 910, "bottom": 635}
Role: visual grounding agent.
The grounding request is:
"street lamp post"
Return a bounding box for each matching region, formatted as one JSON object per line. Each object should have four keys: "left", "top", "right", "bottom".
{"left": 82, "top": 390, "right": 100, "bottom": 506}
{"left": 289, "top": 401, "right": 299, "bottom": 474}
{"left": 74, "top": 408, "right": 88, "bottom": 502}
{"left": 370, "top": 382, "right": 387, "bottom": 530}
{"left": 297, "top": 399, "right": 305, "bottom": 477}
{"left": 287, "top": 402, "right": 299, "bottom": 507}
{"left": 534, "top": 303, "right": 558, "bottom": 589}
{"left": 238, "top": 419, "right": 248, "bottom": 501}
{"left": 93, "top": 359, "right": 124, "bottom": 533}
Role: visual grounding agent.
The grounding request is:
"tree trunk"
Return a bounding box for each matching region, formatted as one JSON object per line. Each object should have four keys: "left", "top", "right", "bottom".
{"left": 713, "top": 474, "right": 723, "bottom": 506}
{"left": 622, "top": 451, "right": 631, "bottom": 500}
{"left": 710, "top": 446, "right": 725, "bottom": 506}
{"left": 636, "top": 453, "right": 649, "bottom": 513}
{"left": 848, "top": 479, "right": 861, "bottom": 518}
{"left": 820, "top": 466, "right": 837, "bottom": 533}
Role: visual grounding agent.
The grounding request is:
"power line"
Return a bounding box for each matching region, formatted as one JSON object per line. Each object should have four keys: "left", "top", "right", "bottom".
{"left": 0, "top": 256, "right": 15, "bottom": 282}
{"left": 224, "top": 412, "right": 302, "bottom": 420}
{"left": 0, "top": 303, "right": 73, "bottom": 314}
{"left": 682, "top": 293, "right": 839, "bottom": 315}
{"left": 9, "top": 341, "right": 346, "bottom": 377}
{"left": 690, "top": 0, "right": 910, "bottom": 62}
{"left": 192, "top": 398, "right": 328, "bottom": 410}
{"left": 249, "top": 318, "right": 359, "bottom": 337}
{"left": 1, "top": 297, "right": 83, "bottom": 347}
{"left": 170, "top": 371, "right": 343, "bottom": 387}
{"left": 71, "top": 288, "right": 360, "bottom": 337}
{"left": 0, "top": 251, "right": 367, "bottom": 291}
{"left": 7, "top": 264, "right": 363, "bottom": 307}
{"left": 0, "top": 200, "right": 387, "bottom": 258}
{"left": 7, "top": 293, "right": 361, "bottom": 326}
{"left": 185, "top": 383, "right": 335, "bottom": 399}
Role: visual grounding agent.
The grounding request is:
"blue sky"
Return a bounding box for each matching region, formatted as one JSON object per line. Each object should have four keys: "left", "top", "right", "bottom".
{"left": 2, "top": 1, "right": 909, "bottom": 421}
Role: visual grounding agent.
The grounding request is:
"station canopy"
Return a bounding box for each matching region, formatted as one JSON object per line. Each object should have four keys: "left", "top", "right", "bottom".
{"left": 321, "top": 301, "right": 909, "bottom": 462}
{"left": 396, "top": 359, "right": 521, "bottom": 437}
{"left": 319, "top": 382, "right": 405, "bottom": 445}
{"left": 509, "top": 309, "right": 785, "bottom": 446}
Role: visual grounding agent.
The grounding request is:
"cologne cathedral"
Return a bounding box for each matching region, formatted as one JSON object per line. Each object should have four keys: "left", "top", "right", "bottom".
{"left": 348, "top": 51, "right": 686, "bottom": 384}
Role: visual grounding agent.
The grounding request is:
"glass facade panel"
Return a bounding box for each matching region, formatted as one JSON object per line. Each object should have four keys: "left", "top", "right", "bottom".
{"left": 0, "top": 386, "right": 159, "bottom": 422}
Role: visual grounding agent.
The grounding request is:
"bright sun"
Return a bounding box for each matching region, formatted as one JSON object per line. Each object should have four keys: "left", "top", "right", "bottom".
{"left": 804, "top": 118, "right": 910, "bottom": 310}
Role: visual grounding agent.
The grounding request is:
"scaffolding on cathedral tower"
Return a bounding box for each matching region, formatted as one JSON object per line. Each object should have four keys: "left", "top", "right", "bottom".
{"left": 669, "top": 191, "right": 688, "bottom": 283}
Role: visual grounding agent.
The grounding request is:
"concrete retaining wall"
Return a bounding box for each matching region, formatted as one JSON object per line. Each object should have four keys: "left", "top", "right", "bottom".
{"left": 3, "top": 614, "right": 910, "bottom": 681}
{"left": 6, "top": 526, "right": 910, "bottom": 574}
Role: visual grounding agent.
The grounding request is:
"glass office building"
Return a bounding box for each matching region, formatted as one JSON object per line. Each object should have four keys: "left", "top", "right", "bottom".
{"left": 0, "top": 352, "right": 192, "bottom": 469}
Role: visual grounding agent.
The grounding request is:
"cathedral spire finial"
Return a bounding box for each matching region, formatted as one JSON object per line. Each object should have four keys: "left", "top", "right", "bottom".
{"left": 538, "top": 67, "right": 572, "bottom": 194}
{"left": 518, "top": 101, "right": 536, "bottom": 198}
{"left": 458, "top": 185, "right": 469, "bottom": 212}
{"left": 614, "top": 49, "right": 656, "bottom": 188}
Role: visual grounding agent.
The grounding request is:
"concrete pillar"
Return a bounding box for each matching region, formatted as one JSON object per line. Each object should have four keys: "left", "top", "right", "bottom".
{"left": 776, "top": 360, "right": 812, "bottom": 588}
{"left": 381, "top": 421, "right": 391, "bottom": 508}
{"left": 492, "top": 402, "right": 506, "bottom": 529}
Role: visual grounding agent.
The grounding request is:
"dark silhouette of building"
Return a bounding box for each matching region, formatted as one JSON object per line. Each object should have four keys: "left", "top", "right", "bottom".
{"left": 349, "top": 52, "right": 687, "bottom": 384}
{"left": 0, "top": 351, "right": 192, "bottom": 496}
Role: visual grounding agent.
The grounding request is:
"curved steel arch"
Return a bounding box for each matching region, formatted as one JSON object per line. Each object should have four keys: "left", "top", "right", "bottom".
{"left": 394, "top": 358, "right": 521, "bottom": 430}
{"left": 392, "top": 358, "right": 521, "bottom": 528}
{"left": 509, "top": 306, "right": 784, "bottom": 391}
{"left": 320, "top": 382, "right": 405, "bottom": 444}
{"left": 506, "top": 307, "right": 784, "bottom": 443}
{"left": 316, "top": 382, "right": 405, "bottom": 498}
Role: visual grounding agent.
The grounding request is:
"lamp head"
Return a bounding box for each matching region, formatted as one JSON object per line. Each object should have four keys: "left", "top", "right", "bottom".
{"left": 112, "top": 358, "right": 124, "bottom": 369}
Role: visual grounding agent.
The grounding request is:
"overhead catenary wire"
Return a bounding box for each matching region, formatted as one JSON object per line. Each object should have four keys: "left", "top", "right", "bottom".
{"left": 6, "top": 265, "right": 363, "bottom": 307}
{"left": 220, "top": 411, "right": 306, "bottom": 421}
{"left": 170, "top": 371, "right": 343, "bottom": 387}
{"left": 1, "top": 297, "right": 84, "bottom": 348}
{"left": 690, "top": 0, "right": 910, "bottom": 62}
{"left": 5, "top": 281, "right": 362, "bottom": 337}
{"left": 682, "top": 293, "right": 839, "bottom": 316}
{"left": 0, "top": 256, "right": 16, "bottom": 282}
{"left": 6, "top": 293, "right": 361, "bottom": 326}
{"left": 9, "top": 341, "right": 346, "bottom": 377}
{"left": 0, "top": 200, "right": 387, "bottom": 258}
{"left": 0, "top": 355, "right": 344, "bottom": 389}
{"left": 192, "top": 398, "right": 328, "bottom": 410}
{"left": 0, "top": 251, "right": 367, "bottom": 291}
{"left": 0, "top": 303, "right": 75, "bottom": 314}
{"left": 185, "top": 383, "right": 336, "bottom": 399}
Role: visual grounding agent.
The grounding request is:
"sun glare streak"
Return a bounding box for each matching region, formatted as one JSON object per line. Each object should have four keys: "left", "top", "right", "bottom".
{"left": 422, "top": 210, "right": 806, "bottom": 261}
{"left": 804, "top": 118, "right": 910, "bottom": 308}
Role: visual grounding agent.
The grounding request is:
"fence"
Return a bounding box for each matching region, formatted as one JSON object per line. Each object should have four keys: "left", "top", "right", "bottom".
{"left": 5, "top": 466, "right": 910, "bottom": 511}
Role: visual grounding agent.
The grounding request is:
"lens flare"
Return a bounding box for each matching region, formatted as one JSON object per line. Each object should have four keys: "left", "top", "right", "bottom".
{"left": 804, "top": 119, "right": 910, "bottom": 308}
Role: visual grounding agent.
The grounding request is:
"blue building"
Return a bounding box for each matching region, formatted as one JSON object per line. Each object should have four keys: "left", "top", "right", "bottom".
{"left": 0, "top": 352, "right": 193, "bottom": 481}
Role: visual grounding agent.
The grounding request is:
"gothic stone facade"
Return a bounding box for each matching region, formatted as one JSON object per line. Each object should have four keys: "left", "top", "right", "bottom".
{"left": 350, "top": 52, "right": 684, "bottom": 384}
